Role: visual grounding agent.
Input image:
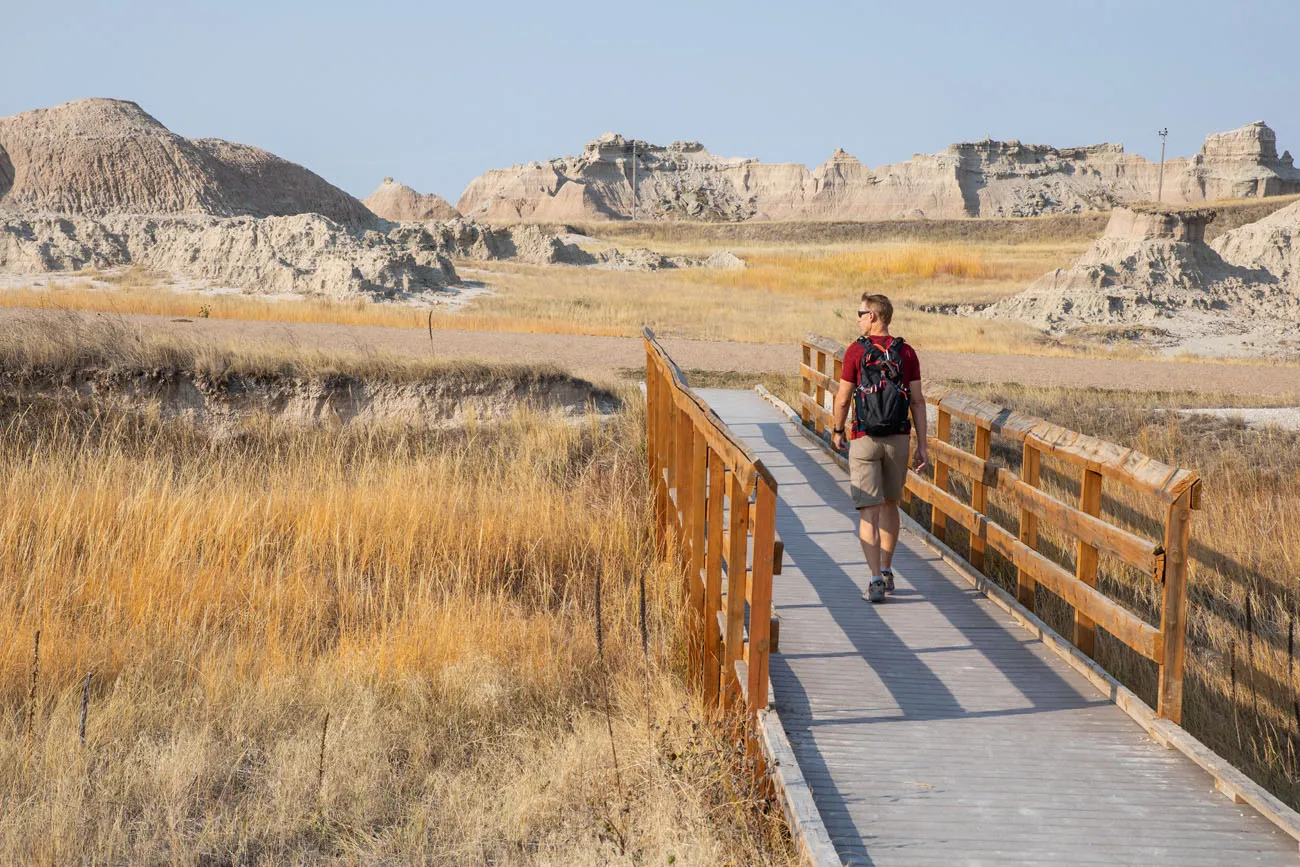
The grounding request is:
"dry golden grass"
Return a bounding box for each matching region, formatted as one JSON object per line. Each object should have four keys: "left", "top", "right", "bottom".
{"left": 0, "top": 376, "right": 794, "bottom": 863}
{"left": 672, "top": 243, "right": 1084, "bottom": 308}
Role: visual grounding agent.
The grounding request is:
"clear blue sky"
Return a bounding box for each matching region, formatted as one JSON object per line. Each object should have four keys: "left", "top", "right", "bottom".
{"left": 3, "top": 0, "right": 1295, "bottom": 203}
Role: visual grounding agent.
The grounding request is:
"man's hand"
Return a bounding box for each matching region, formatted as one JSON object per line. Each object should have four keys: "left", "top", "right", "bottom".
{"left": 832, "top": 430, "right": 847, "bottom": 452}
{"left": 912, "top": 445, "right": 929, "bottom": 473}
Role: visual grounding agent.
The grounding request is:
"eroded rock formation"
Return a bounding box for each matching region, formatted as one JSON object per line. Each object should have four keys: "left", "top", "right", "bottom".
{"left": 363, "top": 178, "right": 460, "bottom": 222}
{"left": 0, "top": 98, "right": 375, "bottom": 225}
{"left": 458, "top": 124, "right": 1300, "bottom": 223}
{"left": 0, "top": 214, "right": 458, "bottom": 300}
{"left": 984, "top": 203, "right": 1300, "bottom": 342}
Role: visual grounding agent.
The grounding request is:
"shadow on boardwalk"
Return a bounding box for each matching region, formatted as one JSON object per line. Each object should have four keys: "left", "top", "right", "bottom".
{"left": 756, "top": 421, "right": 1108, "bottom": 863}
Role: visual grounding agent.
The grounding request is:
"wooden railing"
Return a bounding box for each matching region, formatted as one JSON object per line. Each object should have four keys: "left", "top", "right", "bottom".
{"left": 644, "top": 328, "right": 782, "bottom": 723}
{"left": 798, "top": 333, "right": 1202, "bottom": 723}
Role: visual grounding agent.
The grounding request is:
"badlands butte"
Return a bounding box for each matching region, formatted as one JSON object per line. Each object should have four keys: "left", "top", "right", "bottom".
{"left": 3, "top": 96, "right": 1300, "bottom": 357}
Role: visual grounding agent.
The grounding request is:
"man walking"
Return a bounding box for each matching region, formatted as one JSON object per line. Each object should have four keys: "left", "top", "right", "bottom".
{"left": 831, "top": 294, "right": 928, "bottom": 603}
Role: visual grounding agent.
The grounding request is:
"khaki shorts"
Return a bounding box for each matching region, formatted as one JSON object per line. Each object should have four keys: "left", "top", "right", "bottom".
{"left": 849, "top": 434, "right": 910, "bottom": 509}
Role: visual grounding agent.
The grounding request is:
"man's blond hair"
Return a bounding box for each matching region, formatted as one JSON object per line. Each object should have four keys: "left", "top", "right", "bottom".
{"left": 860, "top": 293, "right": 893, "bottom": 327}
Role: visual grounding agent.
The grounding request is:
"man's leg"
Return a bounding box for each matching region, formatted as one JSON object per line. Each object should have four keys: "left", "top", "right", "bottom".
{"left": 858, "top": 504, "right": 882, "bottom": 575}
{"left": 879, "top": 500, "right": 900, "bottom": 571}
{"left": 877, "top": 434, "right": 911, "bottom": 593}
{"left": 850, "top": 437, "right": 889, "bottom": 602}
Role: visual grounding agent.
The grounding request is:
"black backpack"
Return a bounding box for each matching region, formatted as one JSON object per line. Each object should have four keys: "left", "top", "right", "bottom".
{"left": 851, "top": 336, "right": 912, "bottom": 437}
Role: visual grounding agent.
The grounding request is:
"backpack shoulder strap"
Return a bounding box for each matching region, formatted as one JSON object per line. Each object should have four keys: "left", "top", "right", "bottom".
{"left": 858, "top": 336, "right": 885, "bottom": 361}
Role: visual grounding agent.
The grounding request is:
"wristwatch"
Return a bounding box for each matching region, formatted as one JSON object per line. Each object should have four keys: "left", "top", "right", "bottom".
{"left": 832, "top": 427, "right": 845, "bottom": 434}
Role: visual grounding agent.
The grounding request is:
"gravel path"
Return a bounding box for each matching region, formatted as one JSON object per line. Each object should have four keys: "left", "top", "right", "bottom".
{"left": 5, "top": 307, "right": 1300, "bottom": 398}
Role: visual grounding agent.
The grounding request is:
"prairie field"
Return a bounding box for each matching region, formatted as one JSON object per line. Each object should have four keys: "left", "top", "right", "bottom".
{"left": 0, "top": 238, "right": 1091, "bottom": 355}
{"left": 0, "top": 329, "right": 795, "bottom": 865}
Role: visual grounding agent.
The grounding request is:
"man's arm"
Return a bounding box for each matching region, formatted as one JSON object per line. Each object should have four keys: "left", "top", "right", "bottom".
{"left": 909, "top": 380, "right": 928, "bottom": 471}
{"left": 831, "top": 379, "right": 853, "bottom": 452}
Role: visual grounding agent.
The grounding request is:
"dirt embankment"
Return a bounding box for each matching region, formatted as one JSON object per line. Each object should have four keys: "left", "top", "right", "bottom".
{"left": 0, "top": 316, "right": 621, "bottom": 434}
{"left": 2, "top": 365, "right": 618, "bottom": 434}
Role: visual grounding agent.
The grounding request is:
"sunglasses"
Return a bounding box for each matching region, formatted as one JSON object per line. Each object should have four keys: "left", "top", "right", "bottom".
{"left": 857, "top": 310, "right": 871, "bottom": 318}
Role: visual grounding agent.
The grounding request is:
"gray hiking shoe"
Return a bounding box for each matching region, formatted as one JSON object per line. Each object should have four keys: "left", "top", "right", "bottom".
{"left": 882, "top": 569, "right": 896, "bottom": 594}
{"left": 864, "top": 577, "right": 887, "bottom": 604}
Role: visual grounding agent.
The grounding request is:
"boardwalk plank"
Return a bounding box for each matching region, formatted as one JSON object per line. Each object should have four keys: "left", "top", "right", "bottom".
{"left": 696, "top": 389, "right": 1299, "bottom": 867}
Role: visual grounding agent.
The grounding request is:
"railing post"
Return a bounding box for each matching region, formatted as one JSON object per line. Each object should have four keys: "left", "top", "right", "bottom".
{"left": 688, "top": 431, "right": 708, "bottom": 683}
{"left": 722, "top": 471, "right": 750, "bottom": 711}
{"left": 647, "top": 358, "right": 666, "bottom": 548}
{"left": 675, "top": 396, "right": 693, "bottom": 565}
{"left": 969, "top": 424, "right": 991, "bottom": 572}
{"left": 930, "top": 408, "right": 952, "bottom": 543}
{"left": 1158, "top": 485, "right": 1195, "bottom": 722}
{"left": 813, "top": 350, "right": 828, "bottom": 435}
{"left": 831, "top": 353, "right": 844, "bottom": 440}
{"left": 799, "top": 342, "right": 812, "bottom": 428}
{"left": 657, "top": 370, "right": 673, "bottom": 543}
{"left": 1075, "top": 468, "right": 1104, "bottom": 658}
{"left": 747, "top": 479, "right": 776, "bottom": 716}
{"left": 1017, "top": 441, "right": 1040, "bottom": 612}
{"left": 645, "top": 347, "right": 657, "bottom": 488}
{"left": 703, "top": 450, "right": 726, "bottom": 709}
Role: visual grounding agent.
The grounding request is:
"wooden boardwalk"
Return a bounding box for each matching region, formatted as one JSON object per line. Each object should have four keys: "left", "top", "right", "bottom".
{"left": 697, "top": 388, "right": 1299, "bottom": 866}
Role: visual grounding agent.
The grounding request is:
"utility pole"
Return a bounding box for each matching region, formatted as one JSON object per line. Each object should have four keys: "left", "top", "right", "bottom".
{"left": 1157, "top": 128, "right": 1169, "bottom": 203}
{"left": 631, "top": 139, "right": 637, "bottom": 221}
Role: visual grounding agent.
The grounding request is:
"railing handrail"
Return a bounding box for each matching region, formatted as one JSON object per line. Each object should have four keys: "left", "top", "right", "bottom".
{"left": 797, "top": 333, "right": 1200, "bottom": 723}
{"left": 645, "top": 328, "right": 776, "bottom": 490}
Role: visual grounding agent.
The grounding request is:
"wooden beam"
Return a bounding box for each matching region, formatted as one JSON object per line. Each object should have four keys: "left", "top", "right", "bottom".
{"left": 746, "top": 501, "right": 784, "bottom": 575}
{"left": 970, "top": 424, "right": 991, "bottom": 572}
{"left": 799, "top": 363, "right": 838, "bottom": 394}
{"left": 688, "top": 432, "right": 709, "bottom": 682}
{"left": 703, "top": 448, "right": 726, "bottom": 709}
{"left": 931, "top": 409, "right": 952, "bottom": 543}
{"left": 907, "top": 474, "right": 1161, "bottom": 661}
{"left": 802, "top": 332, "right": 847, "bottom": 360}
{"left": 925, "top": 437, "right": 1162, "bottom": 576}
{"left": 813, "top": 350, "right": 828, "bottom": 435}
{"left": 799, "top": 343, "right": 812, "bottom": 428}
{"left": 798, "top": 392, "right": 836, "bottom": 429}
{"left": 1018, "top": 441, "right": 1040, "bottom": 612}
{"left": 1075, "top": 468, "right": 1103, "bottom": 658}
{"left": 645, "top": 342, "right": 658, "bottom": 537}
{"left": 747, "top": 480, "right": 777, "bottom": 714}
{"left": 675, "top": 394, "right": 694, "bottom": 573}
{"left": 723, "top": 470, "right": 750, "bottom": 711}
{"left": 1158, "top": 488, "right": 1194, "bottom": 722}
